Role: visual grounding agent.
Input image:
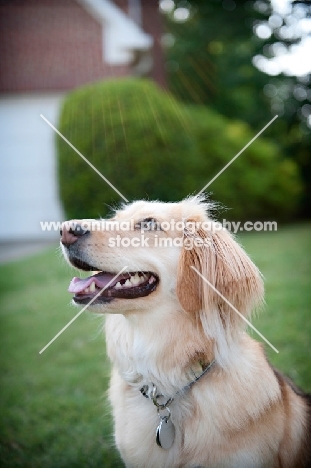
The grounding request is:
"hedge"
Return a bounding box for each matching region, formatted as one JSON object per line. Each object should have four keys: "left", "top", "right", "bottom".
{"left": 57, "top": 78, "right": 301, "bottom": 221}
{"left": 184, "top": 105, "right": 302, "bottom": 221}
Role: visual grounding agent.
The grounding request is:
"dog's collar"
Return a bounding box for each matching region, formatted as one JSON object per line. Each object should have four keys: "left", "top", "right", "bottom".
{"left": 139, "top": 360, "right": 216, "bottom": 450}
{"left": 140, "top": 359, "right": 215, "bottom": 406}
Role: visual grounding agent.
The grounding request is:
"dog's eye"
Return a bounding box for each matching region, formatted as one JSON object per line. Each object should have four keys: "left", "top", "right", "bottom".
{"left": 135, "top": 217, "right": 161, "bottom": 231}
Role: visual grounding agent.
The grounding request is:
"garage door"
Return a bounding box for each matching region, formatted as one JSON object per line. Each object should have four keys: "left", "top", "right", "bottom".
{"left": 0, "top": 93, "right": 65, "bottom": 240}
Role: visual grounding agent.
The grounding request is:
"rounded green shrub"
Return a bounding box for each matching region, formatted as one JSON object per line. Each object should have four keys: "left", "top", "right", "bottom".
{"left": 57, "top": 78, "right": 199, "bottom": 219}
{"left": 57, "top": 78, "right": 301, "bottom": 221}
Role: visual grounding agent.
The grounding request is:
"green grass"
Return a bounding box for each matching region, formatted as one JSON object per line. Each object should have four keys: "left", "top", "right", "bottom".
{"left": 238, "top": 223, "right": 311, "bottom": 390}
{"left": 0, "top": 248, "right": 123, "bottom": 467}
{"left": 0, "top": 224, "right": 310, "bottom": 467}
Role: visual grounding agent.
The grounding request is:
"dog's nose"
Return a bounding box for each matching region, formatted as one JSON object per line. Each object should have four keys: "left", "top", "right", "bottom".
{"left": 60, "top": 223, "right": 89, "bottom": 247}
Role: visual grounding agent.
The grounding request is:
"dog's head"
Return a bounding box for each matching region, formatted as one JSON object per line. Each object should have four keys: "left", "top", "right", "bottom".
{"left": 61, "top": 196, "right": 264, "bottom": 353}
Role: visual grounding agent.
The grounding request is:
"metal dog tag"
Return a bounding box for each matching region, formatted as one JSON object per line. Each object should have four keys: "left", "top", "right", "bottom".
{"left": 156, "top": 418, "right": 175, "bottom": 449}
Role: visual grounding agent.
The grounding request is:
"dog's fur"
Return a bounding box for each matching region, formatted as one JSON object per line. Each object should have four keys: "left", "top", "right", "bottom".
{"left": 61, "top": 197, "right": 310, "bottom": 468}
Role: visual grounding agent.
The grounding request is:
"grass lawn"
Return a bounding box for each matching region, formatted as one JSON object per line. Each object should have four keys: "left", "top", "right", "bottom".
{"left": 0, "top": 224, "right": 310, "bottom": 467}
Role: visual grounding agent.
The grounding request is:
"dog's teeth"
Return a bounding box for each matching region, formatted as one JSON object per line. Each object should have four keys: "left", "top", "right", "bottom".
{"left": 84, "top": 287, "right": 90, "bottom": 293}
{"left": 114, "top": 274, "right": 149, "bottom": 290}
{"left": 89, "top": 282, "right": 96, "bottom": 292}
{"left": 131, "top": 274, "right": 141, "bottom": 285}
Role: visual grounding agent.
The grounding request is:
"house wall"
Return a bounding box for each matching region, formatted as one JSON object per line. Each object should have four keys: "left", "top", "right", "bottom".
{"left": 0, "top": 0, "right": 164, "bottom": 242}
{"left": 141, "top": 1, "right": 166, "bottom": 88}
{"left": 0, "top": 0, "right": 130, "bottom": 93}
{"left": 0, "top": 0, "right": 132, "bottom": 241}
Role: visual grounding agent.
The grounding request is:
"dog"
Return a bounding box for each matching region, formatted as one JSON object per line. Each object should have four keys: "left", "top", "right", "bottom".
{"left": 60, "top": 196, "right": 310, "bottom": 467}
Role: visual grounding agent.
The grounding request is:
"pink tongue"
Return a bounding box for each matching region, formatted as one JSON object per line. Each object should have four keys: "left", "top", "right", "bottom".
{"left": 68, "top": 273, "right": 117, "bottom": 293}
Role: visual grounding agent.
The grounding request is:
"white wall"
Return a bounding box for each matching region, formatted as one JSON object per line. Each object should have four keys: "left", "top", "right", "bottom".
{"left": 0, "top": 93, "right": 65, "bottom": 241}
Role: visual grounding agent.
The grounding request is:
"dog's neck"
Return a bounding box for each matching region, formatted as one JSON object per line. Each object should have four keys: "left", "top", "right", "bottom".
{"left": 105, "top": 307, "right": 214, "bottom": 396}
{"left": 140, "top": 358, "right": 216, "bottom": 403}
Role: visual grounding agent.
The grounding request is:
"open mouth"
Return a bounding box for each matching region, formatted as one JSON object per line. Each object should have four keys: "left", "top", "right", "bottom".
{"left": 68, "top": 258, "right": 159, "bottom": 305}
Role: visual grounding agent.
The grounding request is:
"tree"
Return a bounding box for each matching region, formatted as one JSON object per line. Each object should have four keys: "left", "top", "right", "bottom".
{"left": 251, "top": 0, "right": 311, "bottom": 130}
{"left": 251, "top": 0, "right": 311, "bottom": 216}
{"left": 161, "top": 0, "right": 273, "bottom": 129}
{"left": 160, "top": 0, "right": 311, "bottom": 216}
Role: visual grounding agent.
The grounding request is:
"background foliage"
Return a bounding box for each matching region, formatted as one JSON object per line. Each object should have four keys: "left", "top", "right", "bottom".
{"left": 162, "top": 0, "right": 311, "bottom": 217}
{"left": 57, "top": 78, "right": 301, "bottom": 221}
{"left": 164, "top": 0, "right": 272, "bottom": 128}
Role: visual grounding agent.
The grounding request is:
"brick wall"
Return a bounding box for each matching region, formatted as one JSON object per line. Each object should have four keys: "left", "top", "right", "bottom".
{"left": 0, "top": 0, "right": 130, "bottom": 93}
{"left": 141, "top": 0, "right": 166, "bottom": 88}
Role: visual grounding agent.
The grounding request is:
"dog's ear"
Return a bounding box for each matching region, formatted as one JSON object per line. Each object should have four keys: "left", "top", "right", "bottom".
{"left": 177, "top": 223, "right": 264, "bottom": 322}
{"left": 176, "top": 234, "right": 204, "bottom": 313}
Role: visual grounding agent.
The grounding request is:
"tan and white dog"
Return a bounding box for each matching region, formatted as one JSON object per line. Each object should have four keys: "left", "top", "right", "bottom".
{"left": 61, "top": 197, "right": 310, "bottom": 468}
